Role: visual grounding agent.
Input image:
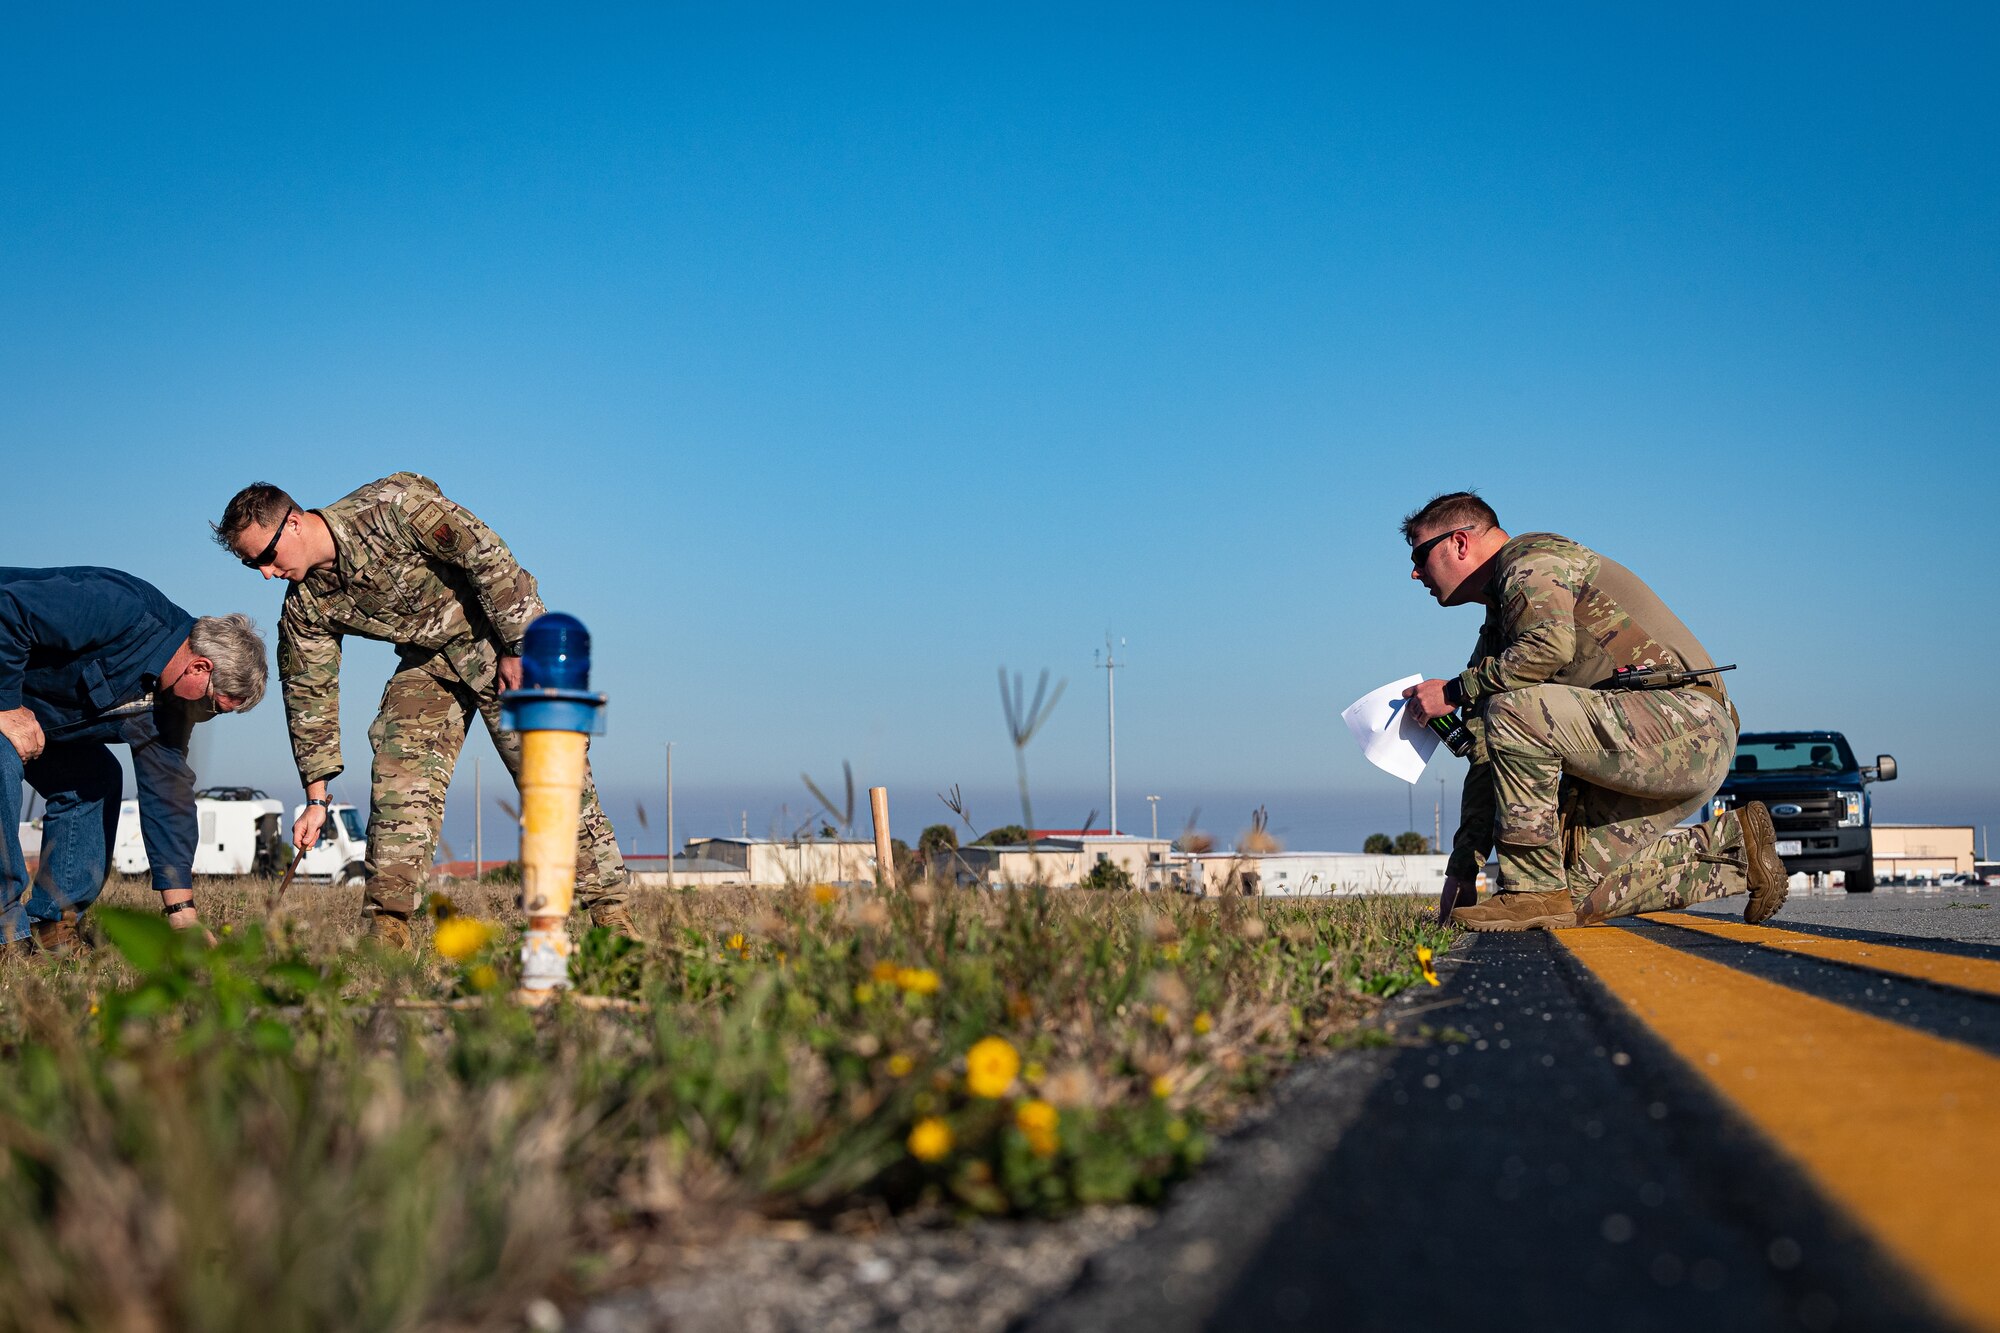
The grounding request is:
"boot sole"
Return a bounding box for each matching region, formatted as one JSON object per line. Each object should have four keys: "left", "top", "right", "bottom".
{"left": 1739, "top": 801, "right": 1791, "bottom": 926}
{"left": 1450, "top": 910, "right": 1579, "bottom": 932}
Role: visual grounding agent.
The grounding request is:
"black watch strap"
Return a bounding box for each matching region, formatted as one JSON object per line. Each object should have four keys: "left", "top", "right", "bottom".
{"left": 163, "top": 900, "right": 196, "bottom": 916}
{"left": 1442, "top": 677, "right": 1466, "bottom": 709}
{"left": 306, "top": 797, "right": 330, "bottom": 808}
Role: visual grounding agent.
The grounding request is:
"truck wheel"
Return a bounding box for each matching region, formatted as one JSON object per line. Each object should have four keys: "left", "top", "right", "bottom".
{"left": 1840, "top": 857, "right": 1875, "bottom": 893}
{"left": 339, "top": 862, "right": 368, "bottom": 887}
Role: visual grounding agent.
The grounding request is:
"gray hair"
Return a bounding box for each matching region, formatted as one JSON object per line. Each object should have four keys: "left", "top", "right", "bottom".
{"left": 189, "top": 614, "right": 269, "bottom": 712}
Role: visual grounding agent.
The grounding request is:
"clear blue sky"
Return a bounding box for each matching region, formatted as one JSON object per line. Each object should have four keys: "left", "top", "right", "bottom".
{"left": 5, "top": 4, "right": 1996, "bottom": 857}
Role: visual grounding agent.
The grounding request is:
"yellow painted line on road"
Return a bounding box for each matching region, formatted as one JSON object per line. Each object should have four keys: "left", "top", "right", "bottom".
{"left": 1556, "top": 926, "right": 2000, "bottom": 1332}
{"left": 1646, "top": 911, "right": 2000, "bottom": 999}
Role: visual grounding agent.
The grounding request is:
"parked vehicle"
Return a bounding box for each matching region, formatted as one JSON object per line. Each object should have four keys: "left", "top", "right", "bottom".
{"left": 1710, "top": 732, "right": 1896, "bottom": 892}
{"left": 110, "top": 786, "right": 367, "bottom": 884}
{"left": 114, "top": 786, "right": 286, "bottom": 878}
{"left": 295, "top": 800, "right": 369, "bottom": 885}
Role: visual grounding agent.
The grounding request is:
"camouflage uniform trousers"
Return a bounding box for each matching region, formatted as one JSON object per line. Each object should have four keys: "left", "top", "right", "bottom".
{"left": 364, "top": 661, "right": 627, "bottom": 918}
{"left": 1481, "top": 684, "right": 1749, "bottom": 919}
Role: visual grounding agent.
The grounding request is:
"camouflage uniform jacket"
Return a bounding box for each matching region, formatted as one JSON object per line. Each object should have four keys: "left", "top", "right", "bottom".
{"left": 277, "top": 473, "right": 545, "bottom": 785}
{"left": 1446, "top": 532, "right": 1726, "bottom": 880}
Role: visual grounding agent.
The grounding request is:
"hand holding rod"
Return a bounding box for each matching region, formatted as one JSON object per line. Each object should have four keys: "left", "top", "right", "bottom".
{"left": 266, "top": 842, "right": 310, "bottom": 914}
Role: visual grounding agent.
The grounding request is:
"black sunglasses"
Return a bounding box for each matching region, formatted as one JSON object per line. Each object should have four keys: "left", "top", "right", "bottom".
{"left": 242, "top": 506, "right": 296, "bottom": 569}
{"left": 1410, "top": 526, "right": 1473, "bottom": 568}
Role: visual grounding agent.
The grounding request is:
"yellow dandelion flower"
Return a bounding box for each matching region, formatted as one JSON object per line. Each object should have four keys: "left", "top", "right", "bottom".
{"left": 896, "top": 966, "right": 941, "bottom": 996}
{"left": 854, "top": 982, "right": 876, "bottom": 1003}
{"left": 811, "top": 883, "right": 837, "bottom": 905}
{"left": 1193, "top": 1010, "right": 1214, "bottom": 1035}
{"left": 1015, "top": 1099, "right": 1059, "bottom": 1135}
{"left": 1023, "top": 1060, "right": 1046, "bottom": 1084}
{"left": 1150, "top": 1074, "right": 1173, "bottom": 1100}
{"left": 725, "top": 932, "right": 746, "bottom": 952}
{"left": 1150, "top": 1003, "right": 1170, "bottom": 1026}
{"left": 1416, "top": 945, "right": 1440, "bottom": 987}
{"left": 433, "top": 916, "right": 495, "bottom": 961}
{"left": 468, "top": 964, "right": 500, "bottom": 992}
{"left": 965, "top": 1036, "right": 1020, "bottom": 1098}
{"left": 1025, "top": 1126, "right": 1059, "bottom": 1157}
{"left": 1161, "top": 943, "right": 1181, "bottom": 961}
{"left": 88, "top": 1002, "right": 99, "bottom": 1016}
{"left": 887, "top": 1053, "right": 915, "bottom": 1077}
{"left": 907, "top": 1116, "right": 953, "bottom": 1162}
{"left": 871, "top": 959, "right": 900, "bottom": 984}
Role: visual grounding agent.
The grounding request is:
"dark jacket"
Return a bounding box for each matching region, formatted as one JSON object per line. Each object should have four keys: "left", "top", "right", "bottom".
{"left": 0, "top": 567, "right": 201, "bottom": 889}
{"left": 0, "top": 567, "right": 195, "bottom": 725}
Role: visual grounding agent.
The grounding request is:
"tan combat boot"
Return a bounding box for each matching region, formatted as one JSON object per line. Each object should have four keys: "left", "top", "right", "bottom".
{"left": 588, "top": 902, "right": 637, "bottom": 940}
{"left": 366, "top": 910, "right": 415, "bottom": 953}
{"left": 1737, "top": 801, "right": 1790, "bottom": 926}
{"left": 1451, "top": 888, "right": 1578, "bottom": 932}
{"left": 30, "top": 911, "right": 87, "bottom": 958}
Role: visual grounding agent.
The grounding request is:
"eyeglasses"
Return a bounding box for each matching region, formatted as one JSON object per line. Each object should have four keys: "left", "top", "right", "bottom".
{"left": 241, "top": 506, "right": 296, "bottom": 570}
{"left": 1410, "top": 526, "right": 1473, "bottom": 568}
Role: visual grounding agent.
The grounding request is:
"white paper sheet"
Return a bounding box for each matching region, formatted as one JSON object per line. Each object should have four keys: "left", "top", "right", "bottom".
{"left": 1341, "top": 674, "right": 1440, "bottom": 784}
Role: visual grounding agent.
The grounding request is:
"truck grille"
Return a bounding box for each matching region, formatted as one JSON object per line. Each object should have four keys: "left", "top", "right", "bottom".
{"left": 1754, "top": 792, "right": 1846, "bottom": 833}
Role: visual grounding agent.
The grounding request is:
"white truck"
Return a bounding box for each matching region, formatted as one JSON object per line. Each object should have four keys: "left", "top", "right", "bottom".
{"left": 293, "top": 799, "right": 369, "bottom": 885}
{"left": 111, "top": 787, "right": 367, "bottom": 884}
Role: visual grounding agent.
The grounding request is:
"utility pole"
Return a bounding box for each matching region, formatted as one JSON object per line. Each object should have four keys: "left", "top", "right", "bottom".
{"left": 474, "top": 758, "right": 483, "bottom": 879}
{"left": 1147, "top": 794, "right": 1160, "bottom": 841}
{"left": 1096, "top": 634, "right": 1125, "bottom": 835}
{"left": 666, "top": 741, "right": 675, "bottom": 888}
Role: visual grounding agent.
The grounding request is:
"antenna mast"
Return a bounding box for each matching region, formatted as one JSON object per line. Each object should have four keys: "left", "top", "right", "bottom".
{"left": 1096, "top": 634, "right": 1125, "bottom": 835}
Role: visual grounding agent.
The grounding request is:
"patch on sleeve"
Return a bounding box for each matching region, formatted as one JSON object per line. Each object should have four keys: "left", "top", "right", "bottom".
{"left": 431, "top": 521, "right": 459, "bottom": 550}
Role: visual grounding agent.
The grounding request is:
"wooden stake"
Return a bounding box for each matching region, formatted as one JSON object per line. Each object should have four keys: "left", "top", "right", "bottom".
{"left": 869, "top": 786, "right": 895, "bottom": 889}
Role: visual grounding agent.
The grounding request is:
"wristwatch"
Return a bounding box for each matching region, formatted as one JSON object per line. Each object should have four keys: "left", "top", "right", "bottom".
{"left": 306, "top": 797, "right": 330, "bottom": 809}
{"left": 1442, "top": 677, "right": 1466, "bottom": 709}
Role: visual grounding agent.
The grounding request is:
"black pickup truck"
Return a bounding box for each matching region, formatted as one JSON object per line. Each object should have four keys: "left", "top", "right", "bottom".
{"left": 1709, "top": 732, "right": 1897, "bottom": 892}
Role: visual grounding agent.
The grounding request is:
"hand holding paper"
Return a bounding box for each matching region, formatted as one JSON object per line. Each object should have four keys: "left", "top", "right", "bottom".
{"left": 1342, "top": 674, "right": 1440, "bottom": 784}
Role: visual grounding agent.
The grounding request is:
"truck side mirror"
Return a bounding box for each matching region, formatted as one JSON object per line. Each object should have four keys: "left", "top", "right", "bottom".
{"left": 1869, "top": 755, "right": 1897, "bottom": 783}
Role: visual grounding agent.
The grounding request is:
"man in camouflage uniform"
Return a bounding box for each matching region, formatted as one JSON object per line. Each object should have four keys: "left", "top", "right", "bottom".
{"left": 1398, "top": 492, "right": 1790, "bottom": 932}
{"left": 213, "top": 474, "right": 631, "bottom": 949}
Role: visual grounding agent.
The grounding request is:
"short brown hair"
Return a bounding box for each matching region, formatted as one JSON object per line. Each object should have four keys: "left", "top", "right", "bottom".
{"left": 1400, "top": 491, "right": 1499, "bottom": 545}
{"left": 211, "top": 483, "right": 298, "bottom": 551}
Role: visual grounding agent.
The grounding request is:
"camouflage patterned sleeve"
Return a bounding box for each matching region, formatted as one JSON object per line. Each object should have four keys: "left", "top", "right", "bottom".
{"left": 399, "top": 489, "right": 544, "bottom": 652}
{"left": 277, "top": 597, "right": 345, "bottom": 785}
{"left": 1454, "top": 547, "right": 1585, "bottom": 706}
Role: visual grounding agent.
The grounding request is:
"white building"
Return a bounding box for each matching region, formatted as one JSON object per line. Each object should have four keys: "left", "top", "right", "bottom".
{"left": 944, "top": 835, "right": 1176, "bottom": 891}
{"left": 678, "top": 837, "right": 881, "bottom": 888}
{"left": 1185, "top": 851, "right": 1450, "bottom": 898}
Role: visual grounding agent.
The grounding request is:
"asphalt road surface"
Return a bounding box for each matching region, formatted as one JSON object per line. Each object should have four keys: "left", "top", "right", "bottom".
{"left": 1030, "top": 889, "right": 1998, "bottom": 1333}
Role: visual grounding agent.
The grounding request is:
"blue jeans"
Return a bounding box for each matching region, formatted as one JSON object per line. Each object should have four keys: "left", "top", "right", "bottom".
{"left": 1, "top": 736, "right": 123, "bottom": 944}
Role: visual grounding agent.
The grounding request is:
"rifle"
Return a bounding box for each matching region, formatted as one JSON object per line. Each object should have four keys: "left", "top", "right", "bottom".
{"left": 1601, "top": 663, "right": 1736, "bottom": 690}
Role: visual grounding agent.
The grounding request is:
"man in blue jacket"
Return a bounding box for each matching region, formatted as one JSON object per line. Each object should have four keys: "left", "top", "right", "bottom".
{"left": 0, "top": 568, "right": 269, "bottom": 957}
